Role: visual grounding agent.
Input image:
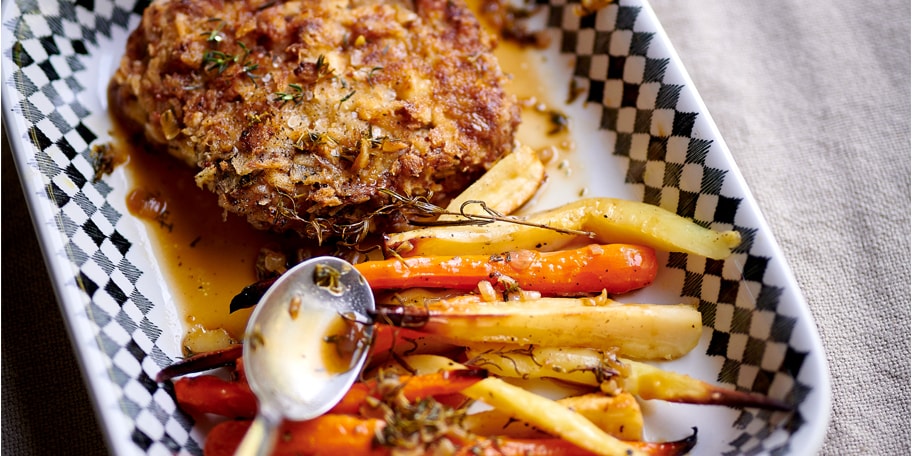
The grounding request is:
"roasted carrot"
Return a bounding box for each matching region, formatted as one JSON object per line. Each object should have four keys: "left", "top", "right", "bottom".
{"left": 156, "top": 345, "right": 243, "bottom": 382}
{"left": 204, "top": 415, "right": 388, "bottom": 456}
{"left": 368, "top": 324, "right": 459, "bottom": 362}
{"left": 454, "top": 431, "right": 697, "bottom": 456}
{"left": 205, "top": 416, "right": 696, "bottom": 456}
{"left": 329, "top": 369, "right": 487, "bottom": 414}
{"left": 173, "top": 375, "right": 257, "bottom": 419}
{"left": 355, "top": 243, "right": 657, "bottom": 294}
{"left": 174, "top": 369, "right": 486, "bottom": 418}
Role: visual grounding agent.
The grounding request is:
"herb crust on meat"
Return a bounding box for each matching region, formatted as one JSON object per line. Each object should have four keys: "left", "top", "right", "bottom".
{"left": 110, "top": 0, "right": 520, "bottom": 243}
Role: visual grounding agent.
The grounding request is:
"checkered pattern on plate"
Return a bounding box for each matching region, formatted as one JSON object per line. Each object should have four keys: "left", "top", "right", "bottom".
{"left": 2, "top": 0, "right": 812, "bottom": 454}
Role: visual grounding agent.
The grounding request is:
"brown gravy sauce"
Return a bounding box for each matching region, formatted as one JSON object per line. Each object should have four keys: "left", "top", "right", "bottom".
{"left": 120, "top": 12, "right": 576, "bottom": 342}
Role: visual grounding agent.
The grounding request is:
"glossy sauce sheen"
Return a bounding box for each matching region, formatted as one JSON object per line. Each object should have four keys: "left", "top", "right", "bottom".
{"left": 122, "top": 12, "right": 575, "bottom": 340}
{"left": 124, "top": 148, "right": 275, "bottom": 337}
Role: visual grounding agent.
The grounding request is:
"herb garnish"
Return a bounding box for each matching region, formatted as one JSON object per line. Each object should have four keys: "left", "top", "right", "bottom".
{"left": 313, "top": 264, "right": 344, "bottom": 294}
{"left": 202, "top": 50, "right": 234, "bottom": 74}
{"left": 201, "top": 18, "right": 225, "bottom": 43}
{"left": 339, "top": 89, "right": 356, "bottom": 106}
{"left": 274, "top": 83, "right": 305, "bottom": 104}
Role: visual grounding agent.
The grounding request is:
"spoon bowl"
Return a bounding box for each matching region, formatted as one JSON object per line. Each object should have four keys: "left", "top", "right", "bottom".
{"left": 234, "top": 256, "right": 375, "bottom": 456}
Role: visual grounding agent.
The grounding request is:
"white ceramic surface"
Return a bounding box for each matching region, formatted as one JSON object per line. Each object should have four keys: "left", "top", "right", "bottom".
{"left": 1, "top": 0, "right": 830, "bottom": 454}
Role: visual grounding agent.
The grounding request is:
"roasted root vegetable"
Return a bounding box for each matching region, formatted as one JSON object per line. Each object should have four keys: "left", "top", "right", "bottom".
{"left": 356, "top": 243, "right": 657, "bottom": 294}
{"left": 463, "top": 392, "right": 645, "bottom": 441}
{"left": 440, "top": 143, "right": 545, "bottom": 221}
{"left": 461, "top": 377, "right": 645, "bottom": 456}
{"left": 386, "top": 197, "right": 741, "bottom": 260}
{"left": 173, "top": 368, "right": 489, "bottom": 419}
{"left": 375, "top": 294, "right": 702, "bottom": 360}
{"left": 367, "top": 324, "right": 460, "bottom": 363}
{"left": 156, "top": 345, "right": 243, "bottom": 382}
{"left": 456, "top": 432, "right": 698, "bottom": 456}
{"left": 158, "top": 187, "right": 765, "bottom": 454}
{"left": 329, "top": 369, "right": 489, "bottom": 414}
{"left": 204, "top": 415, "right": 387, "bottom": 456}
{"left": 382, "top": 355, "right": 645, "bottom": 456}
{"left": 623, "top": 359, "right": 791, "bottom": 411}
{"left": 465, "top": 345, "right": 791, "bottom": 410}
{"left": 465, "top": 345, "right": 627, "bottom": 387}
{"left": 205, "top": 416, "right": 696, "bottom": 456}
{"left": 174, "top": 374, "right": 257, "bottom": 419}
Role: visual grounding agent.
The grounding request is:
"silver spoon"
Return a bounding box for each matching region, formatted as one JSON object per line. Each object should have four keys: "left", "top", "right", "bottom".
{"left": 233, "top": 256, "right": 375, "bottom": 456}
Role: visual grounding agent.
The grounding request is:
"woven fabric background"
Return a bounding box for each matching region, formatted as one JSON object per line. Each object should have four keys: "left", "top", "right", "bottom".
{"left": 648, "top": 1, "right": 911, "bottom": 454}
{"left": 2, "top": 0, "right": 908, "bottom": 455}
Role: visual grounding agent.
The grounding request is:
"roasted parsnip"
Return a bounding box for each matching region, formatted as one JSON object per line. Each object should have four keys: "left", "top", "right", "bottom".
{"left": 464, "top": 345, "right": 625, "bottom": 387}
{"left": 441, "top": 143, "right": 545, "bottom": 220}
{"left": 623, "top": 359, "right": 791, "bottom": 411}
{"left": 389, "top": 355, "right": 646, "bottom": 456}
{"left": 387, "top": 197, "right": 741, "bottom": 260}
{"left": 461, "top": 377, "right": 646, "bottom": 456}
{"left": 375, "top": 294, "right": 702, "bottom": 360}
{"left": 465, "top": 346, "right": 791, "bottom": 410}
{"left": 463, "top": 392, "right": 645, "bottom": 441}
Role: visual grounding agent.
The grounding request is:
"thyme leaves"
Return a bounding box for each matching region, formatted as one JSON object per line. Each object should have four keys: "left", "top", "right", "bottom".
{"left": 314, "top": 54, "right": 333, "bottom": 81}
{"left": 339, "top": 89, "right": 356, "bottom": 107}
{"left": 312, "top": 263, "right": 344, "bottom": 295}
{"left": 201, "top": 50, "right": 234, "bottom": 74}
{"left": 369, "top": 372, "right": 471, "bottom": 451}
{"left": 201, "top": 18, "right": 226, "bottom": 43}
{"left": 274, "top": 83, "right": 305, "bottom": 104}
{"left": 198, "top": 19, "right": 260, "bottom": 82}
{"left": 377, "top": 189, "right": 595, "bottom": 237}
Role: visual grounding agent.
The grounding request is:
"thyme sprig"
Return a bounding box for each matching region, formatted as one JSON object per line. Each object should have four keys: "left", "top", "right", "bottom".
{"left": 315, "top": 54, "right": 334, "bottom": 81}
{"left": 201, "top": 18, "right": 226, "bottom": 43}
{"left": 270, "top": 188, "right": 593, "bottom": 248}
{"left": 367, "top": 66, "right": 383, "bottom": 87}
{"left": 377, "top": 189, "right": 595, "bottom": 237}
{"left": 198, "top": 21, "right": 260, "bottom": 82}
{"left": 201, "top": 50, "right": 234, "bottom": 74}
{"left": 338, "top": 89, "right": 356, "bottom": 107}
{"left": 274, "top": 83, "right": 305, "bottom": 104}
{"left": 236, "top": 42, "right": 260, "bottom": 84}
{"left": 368, "top": 372, "right": 472, "bottom": 451}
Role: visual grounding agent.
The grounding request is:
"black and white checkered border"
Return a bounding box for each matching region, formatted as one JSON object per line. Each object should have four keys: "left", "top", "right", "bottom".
{"left": 540, "top": 0, "right": 812, "bottom": 453}
{"left": 3, "top": 0, "right": 202, "bottom": 454}
{"left": 2, "top": 0, "right": 814, "bottom": 454}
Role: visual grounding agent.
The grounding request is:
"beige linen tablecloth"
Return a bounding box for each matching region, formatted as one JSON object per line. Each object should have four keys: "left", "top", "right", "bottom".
{"left": 2, "top": 0, "right": 909, "bottom": 454}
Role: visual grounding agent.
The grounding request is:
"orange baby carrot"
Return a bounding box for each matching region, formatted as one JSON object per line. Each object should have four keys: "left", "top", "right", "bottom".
{"left": 355, "top": 243, "right": 656, "bottom": 295}
{"left": 205, "top": 417, "right": 696, "bottom": 456}
{"left": 173, "top": 375, "right": 257, "bottom": 419}
{"left": 175, "top": 369, "right": 486, "bottom": 418}
{"left": 204, "top": 415, "right": 387, "bottom": 456}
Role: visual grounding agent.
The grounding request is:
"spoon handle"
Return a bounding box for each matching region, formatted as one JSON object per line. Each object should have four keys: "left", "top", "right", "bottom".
{"left": 233, "top": 411, "right": 281, "bottom": 456}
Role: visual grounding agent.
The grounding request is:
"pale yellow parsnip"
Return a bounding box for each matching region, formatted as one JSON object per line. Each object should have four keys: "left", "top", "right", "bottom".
{"left": 440, "top": 143, "right": 545, "bottom": 221}
{"left": 387, "top": 355, "right": 646, "bottom": 456}
{"left": 464, "top": 345, "right": 617, "bottom": 387}
{"left": 462, "top": 378, "right": 646, "bottom": 456}
{"left": 387, "top": 197, "right": 741, "bottom": 259}
{"left": 458, "top": 347, "right": 790, "bottom": 410}
{"left": 463, "top": 392, "right": 645, "bottom": 441}
{"left": 383, "top": 294, "right": 702, "bottom": 360}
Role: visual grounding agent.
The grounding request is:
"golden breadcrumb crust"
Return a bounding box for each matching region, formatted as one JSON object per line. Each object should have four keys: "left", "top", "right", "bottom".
{"left": 110, "top": 0, "right": 520, "bottom": 241}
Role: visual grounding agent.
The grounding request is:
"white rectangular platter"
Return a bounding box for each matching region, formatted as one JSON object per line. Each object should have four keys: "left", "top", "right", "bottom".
{"left": 1, "top": 0, "right": 830, "bottom": 454}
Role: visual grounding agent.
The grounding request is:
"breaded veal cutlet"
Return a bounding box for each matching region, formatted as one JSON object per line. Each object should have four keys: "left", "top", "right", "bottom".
{"left": 109, "top": 0, "right": 520, "bottom": 243}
